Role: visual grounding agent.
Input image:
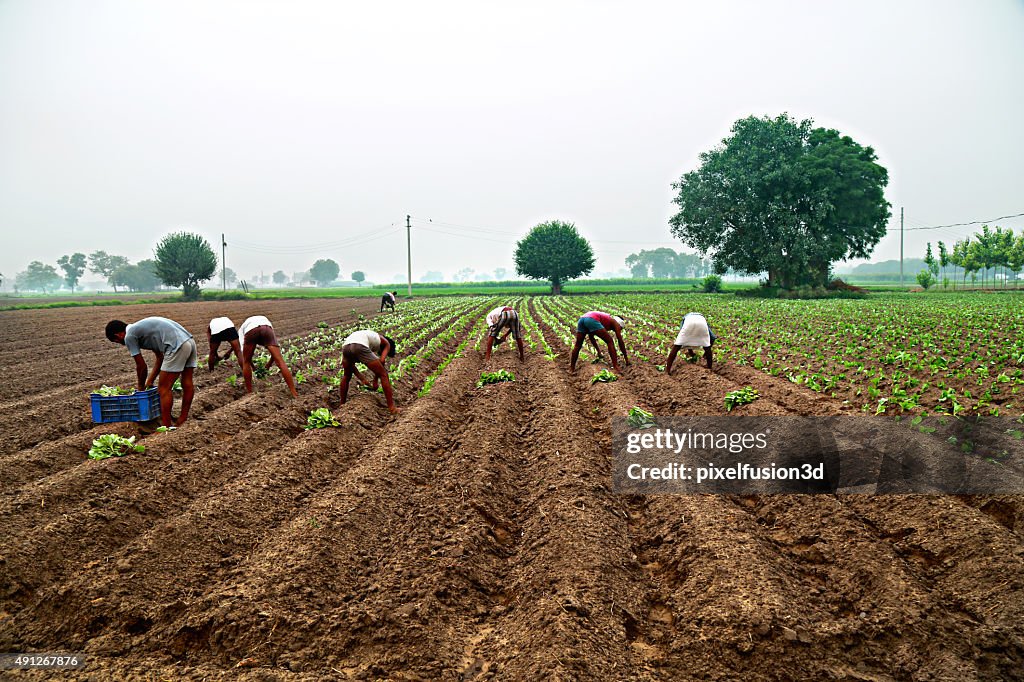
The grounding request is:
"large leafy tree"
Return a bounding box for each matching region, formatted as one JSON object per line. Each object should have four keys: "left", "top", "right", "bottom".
{"left": 272, "top": 270, "right": 288, "bottom": 285}
{"left": 309, "top": 258, "right": 340, "bottom": 287}
{"left": 514, "top": 220, "right": 594, "bottom": 294}
{"left": 57, "top": 253, "right": 87, "bottom": 292}
{"left": 153, "top": 232, "right": 218, "bottom": 300}
{"left": 351, "top": 270, "right": 365, "bottom": 286}
{"left": 670, "top": 114, "right": 891, "bottom": 288}
{"left": 88, "top": 250, "right": 130, "bottom": 292}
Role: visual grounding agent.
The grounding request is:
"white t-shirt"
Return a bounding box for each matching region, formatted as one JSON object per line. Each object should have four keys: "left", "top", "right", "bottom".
{"left": 674, "top": 313, "right": 711, "bottom": 348}
{"left": 343, "top": 329, "right": 382, "bottom": 353}
{"left": 486, "top": 306, "right": 513, "bottom": 326}
{"left": 209, "top": 317, "right": 234, "bottom": 335}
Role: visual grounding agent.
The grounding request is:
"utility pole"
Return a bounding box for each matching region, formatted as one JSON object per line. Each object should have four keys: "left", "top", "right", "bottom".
{"left": 899, "top": 207, "right": 904, "bottom": 288}
{"left": 222, "top": 233, "right": 227, "bottom": 292}
{"left": 406, "top": 214, "right": 412, "bottom": 297}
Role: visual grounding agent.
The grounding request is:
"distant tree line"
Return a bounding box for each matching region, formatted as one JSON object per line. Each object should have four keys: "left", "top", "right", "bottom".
{"left": 923, "top": 225, "right": 1024, "bottom": 289}
{"left": 624, "top": 248, "right": 714, "bottom": 279}
{"left": 12, "top": 251, "right": 162, "bottom": 293}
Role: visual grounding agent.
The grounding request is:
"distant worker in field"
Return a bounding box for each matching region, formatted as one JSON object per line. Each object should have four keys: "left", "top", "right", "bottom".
{"left": 339, "top": 329, "right": 400, "bottom": 414}
{"left": 484, "top": 305, "right": 525, "bottom": 362}
{"left": 104, "top": 316, "right": 197, "bottom": 428}
{"left": 206, "top": 316, "right": 241, "bottom": 370}
{"left": 666, "top": 312, "right": 717, "bottom": 372}
{"left": 239, "top": 315, "right": 299, "bottom": 398}
{"left": 570, "top": 311, "right": 629, "bottom": 373}
{"left": 380, "top": 290, "right": 398, "bottom": 313}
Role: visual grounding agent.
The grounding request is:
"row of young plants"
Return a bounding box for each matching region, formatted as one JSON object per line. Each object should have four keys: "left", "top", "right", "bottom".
{"left": 272, "top": 297, "right": 493, "bottom": 389}
{"left": 553, "top": 292, "right": 1024, "bottom": 417}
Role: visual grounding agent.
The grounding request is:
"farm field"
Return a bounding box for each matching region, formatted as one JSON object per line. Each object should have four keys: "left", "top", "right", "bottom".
{"left": 1, "top": 293, "right": 1023, "bottom": 680}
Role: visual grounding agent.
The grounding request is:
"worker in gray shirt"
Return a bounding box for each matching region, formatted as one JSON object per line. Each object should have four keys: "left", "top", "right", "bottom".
{"left": 105, "top": 316, "right": 197, "bottom": 428}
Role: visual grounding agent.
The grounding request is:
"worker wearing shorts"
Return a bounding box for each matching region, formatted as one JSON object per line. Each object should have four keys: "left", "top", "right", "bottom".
{"left": 571, "top": 311, "right": 629, "bottom": 372}
{"left": 207, "top": 316, "right": 241, "bottom": 369}
{"left": 238, "top": 315, "right": 298, "bottom": 397}
{"left": 340, "top": 329, "right": 400, "bottom": 413}
{"left": 104, "top": 316, "right": 197, "bottom": 428}
{"left": 484, "top": 306, "right": 525, "bottom": 361}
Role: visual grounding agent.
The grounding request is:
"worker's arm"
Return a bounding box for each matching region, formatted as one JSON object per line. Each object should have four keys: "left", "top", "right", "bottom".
{"left": 145, "top": 352, "right": 162, "bottom": 388}
{"left": 133, "top": 354, "right": 148, "bottom": 390}
{"left": 614, "top": 328, "right": 630, "bottom": 366}
{"left": 666, "top": 346, "right": 680, "bottom": 375}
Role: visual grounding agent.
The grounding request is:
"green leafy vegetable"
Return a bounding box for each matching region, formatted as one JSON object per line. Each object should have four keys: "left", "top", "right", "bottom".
{"left": 591, "top": 369, "right": 618, "bottom": 384}
{"left": 304, "top": 407, "right": 341, "bottom": 429}
{"left": 477, "top": 369, "right": 516, "bottom": 388}
{"left": 628, "top": 406, "right": 656, "bottom": 428}
{"left": 724, "top": 387, "right": 759, "bottom": 411}
{"left": 89, "top": 434, "right": 145, "bottom": 460}
{"left": 92, "top": 385, "right": 135, "bottom": 396}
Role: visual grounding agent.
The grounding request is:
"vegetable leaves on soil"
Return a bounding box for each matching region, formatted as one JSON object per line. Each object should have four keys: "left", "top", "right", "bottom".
{"left": 89, "top": 434, "right": 145, "bottom": 460}
{"left": 724, "top": 386, "right": 760, "bottom": 411}
{"left": 304, "top": 407, "right": 341, "bottom": 429}
{"left": 477, "top": 369, "right": 516, "bottom": 388}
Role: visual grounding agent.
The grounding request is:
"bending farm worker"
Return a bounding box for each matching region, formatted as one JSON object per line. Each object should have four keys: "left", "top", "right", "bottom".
{"left": 339, "top": 329, "right": 400, "bottom": 414}
{"left": 484, "top": 305, "right": 525, "bottom": 362}
{"left": 666, "top": 312, "right": 717, "bottom": 372}
{"left": 207, "top": 316, "right": 241, "bottom": 370}
{"left": 570, "top": 311, "right": 629, "bottom": 372}
{"left": 380, "top": 290, "right": 398, "bottom": 312}
{"left": 105, "top": 316, "right": 197, "bottom": 428}
{"left": 239, "top": 315, "right": 299, "bottom": 398}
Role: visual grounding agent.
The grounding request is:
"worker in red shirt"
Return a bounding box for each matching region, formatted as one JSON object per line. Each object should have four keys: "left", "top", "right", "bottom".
{"left": 570, "top": 311, "right": 629, "bottom": 373}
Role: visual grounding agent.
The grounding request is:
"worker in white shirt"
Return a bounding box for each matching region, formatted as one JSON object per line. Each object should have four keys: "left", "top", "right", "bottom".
{"left": 206, "top": 316, "right": 241, "bottom": 370}
{"left": 340, "top": 329, "right": 399, "bottom": 414}
{"left": 666, "top": 312, "right": 717, "bottom": 372}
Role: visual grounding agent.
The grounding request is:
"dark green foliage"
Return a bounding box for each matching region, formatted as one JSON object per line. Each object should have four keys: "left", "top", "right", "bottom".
{"left": 670, "top": 114, "right": 891, "bottom": 289}
{"left": 153, "top": 232, "right": 217, "bottom": 300}
{"left": 702, "top": 274, "right": 723, "bottom": 293}
{"left": 514, "top": 220, "right": 595, "bottom": 295}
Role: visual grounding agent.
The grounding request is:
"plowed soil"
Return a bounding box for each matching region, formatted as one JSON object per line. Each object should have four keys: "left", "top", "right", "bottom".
{"left": 1, "top": 297, "right": 1023, "bottom": 681}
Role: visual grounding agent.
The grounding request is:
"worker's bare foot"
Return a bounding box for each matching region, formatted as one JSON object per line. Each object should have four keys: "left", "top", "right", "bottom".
{"left": 389, "top": 406, "right": 401, "bottom": 415}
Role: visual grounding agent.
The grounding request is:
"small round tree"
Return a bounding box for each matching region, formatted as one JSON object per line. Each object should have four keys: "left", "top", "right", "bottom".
{"left": 309, "top": 259, "right": 340, "bottom": 287}
{"left": 153, "top": 232, "right": 217, "bottom": 300}
{"left": 514, "top": 220, "right": 595, "bottom": 295}
{"left": 351, "top": 270, "right": 366, "bottom": 286}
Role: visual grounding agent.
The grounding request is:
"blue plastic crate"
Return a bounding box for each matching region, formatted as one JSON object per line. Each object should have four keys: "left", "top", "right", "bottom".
{"left": 90, "top": 388, "right": 162, "bottom": 423}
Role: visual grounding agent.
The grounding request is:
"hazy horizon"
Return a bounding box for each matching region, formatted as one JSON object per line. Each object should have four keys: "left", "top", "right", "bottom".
{"left": 2, "top": 0, "right": 1023, "bottom": 288}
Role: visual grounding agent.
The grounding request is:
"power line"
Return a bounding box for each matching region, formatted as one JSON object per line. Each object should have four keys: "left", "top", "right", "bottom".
{"left": 903, "top": 212, "right": 1024, "bottom": 232}
{"left": 410, "top": 215, "right": 682, "bottom": 246}
{"left": 232, "top": 226, "right": 402, "bottom": 254}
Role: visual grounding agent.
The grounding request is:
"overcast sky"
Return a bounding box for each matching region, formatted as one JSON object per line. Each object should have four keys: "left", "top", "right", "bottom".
{"left": 2, "top": 0, "right": 1022, "bottom": 286}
